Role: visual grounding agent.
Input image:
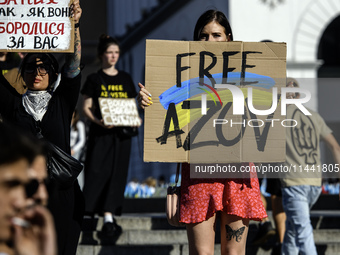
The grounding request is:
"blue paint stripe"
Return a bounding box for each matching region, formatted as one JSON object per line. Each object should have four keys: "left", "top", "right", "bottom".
{"left": 159, "top": 72, "right": 275, "bottom": 110}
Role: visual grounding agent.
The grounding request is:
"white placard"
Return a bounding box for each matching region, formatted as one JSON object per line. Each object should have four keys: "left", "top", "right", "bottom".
{"left": 99, "top": 98, "right": 141, "bottom": 127}
{"left": 0, "top": 0, "right": 73, "bottom": 52}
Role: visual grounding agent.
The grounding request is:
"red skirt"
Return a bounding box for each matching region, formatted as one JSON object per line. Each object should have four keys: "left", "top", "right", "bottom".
{"left": 180, "top": 163, "right": 267, "bottom": 224}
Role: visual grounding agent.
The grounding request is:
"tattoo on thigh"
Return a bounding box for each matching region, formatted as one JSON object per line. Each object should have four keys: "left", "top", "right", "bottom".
{"left": 225, "top": 225, "right": 245, "bottom": 242}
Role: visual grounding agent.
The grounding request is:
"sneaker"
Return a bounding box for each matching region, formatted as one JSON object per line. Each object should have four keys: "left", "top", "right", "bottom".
{"left": 252, "top": 221, "right": 276, "bottom": 246}
{"left": 101, "top": 220, "right": 122, "bottom": 238}
{"left": 101, "top": 222, "right": 115, "bottom": 237}
{"left": 112, "top": 220, "right": 122, "bottom": 236}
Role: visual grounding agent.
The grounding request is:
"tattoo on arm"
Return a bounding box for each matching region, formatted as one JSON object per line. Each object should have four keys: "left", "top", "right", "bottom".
{"left": 64, "top": 28, "right": 81, "bottom": 78}
{"left": 225, "top": 225, "right": 245, "bottom": 242}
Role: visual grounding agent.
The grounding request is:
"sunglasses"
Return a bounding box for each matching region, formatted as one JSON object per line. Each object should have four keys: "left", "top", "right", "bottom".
{"left": 25, "top": 178, "right": 49, "bottom": 198}
{"left": 24, "top": 64, "right": 50, "bottom": 76}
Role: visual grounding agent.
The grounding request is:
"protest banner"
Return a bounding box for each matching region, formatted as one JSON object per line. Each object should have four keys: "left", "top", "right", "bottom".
{"left": 99, "top": 98, "right": 141, "bottom": 127}
{"left": 0, "top": 0, "right": 74, "bottom": 52}
{"left": 144, "top": 40, "right": 287, "bottom": 163}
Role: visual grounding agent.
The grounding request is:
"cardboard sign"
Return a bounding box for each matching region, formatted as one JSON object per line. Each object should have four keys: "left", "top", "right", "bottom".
{"left": 144, "top": 40, "right": 287, "bottom": 163}
{"left": 0, "top": 0, "right": 74, "bottom": 52}
{"left": 99, "top": 98, "right": 141, "bottom": 127}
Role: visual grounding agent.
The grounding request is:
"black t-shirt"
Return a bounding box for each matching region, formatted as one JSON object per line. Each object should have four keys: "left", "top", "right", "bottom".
{"left": 0, "top": 72, "right": 81, "bottom": 153}
{"left": 81, "top": 69, "right": 137, "bottom": 120}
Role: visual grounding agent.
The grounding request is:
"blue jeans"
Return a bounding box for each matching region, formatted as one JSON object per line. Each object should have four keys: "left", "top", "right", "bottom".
{"left": 281, "top": 185, "right": 322, "bottom": 255}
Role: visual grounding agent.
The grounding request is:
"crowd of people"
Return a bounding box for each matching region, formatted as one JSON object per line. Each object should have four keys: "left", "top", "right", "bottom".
{"left": 0, "top": 2, "right": 339, "bottom": 255}
{"left": 124, "top": 176, "right": 170, "bottom": 198}
{"left": 0, "top": 1, "right": 83, "bottom": 254}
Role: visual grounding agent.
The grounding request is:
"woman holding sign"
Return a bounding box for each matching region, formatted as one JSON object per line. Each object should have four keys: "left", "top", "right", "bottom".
{"left": 0, "top": 1, "right": 83, "bottom": 255}
{"left": 138, "top": 10, "right": 267, "bottom": 255}
{"left": 81, "top": 35, "right": 139, "bottom": 237}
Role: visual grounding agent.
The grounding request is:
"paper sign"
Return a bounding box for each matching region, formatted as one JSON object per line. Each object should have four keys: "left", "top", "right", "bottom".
{"left": 99, "top": 98, "right": 141, "bottom": 127}
{"left": 144, "top": 40, "right": 287, "bottom": 163}
{"left": 0, "top": 0, "right": 74, "bottom": 52}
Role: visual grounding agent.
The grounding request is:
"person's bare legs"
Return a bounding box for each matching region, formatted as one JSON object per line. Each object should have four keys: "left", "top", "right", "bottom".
{"left": 260, "top": 192, "right": 269, "bottom": 222}
{"left": 186, "top": 214, "right": 216, "bottom": 255}
{"left": 220, "top": 213, "right": 249, "bottom": 255}
{"left": 271, "top": 195, "right": 286, "bottom": 243}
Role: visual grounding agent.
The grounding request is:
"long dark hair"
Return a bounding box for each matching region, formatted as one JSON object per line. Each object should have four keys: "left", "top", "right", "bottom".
{"left": 20, "top": 53, "right": 59, "bottom": 90}
{"left": 97, "top": 34, "right": 120, "bottom": 60}
{"left": 193, "top": 10, "right": 233, "bottom": 41}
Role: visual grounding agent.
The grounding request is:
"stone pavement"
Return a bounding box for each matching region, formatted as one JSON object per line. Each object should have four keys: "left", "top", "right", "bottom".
{"left": 77, "top": 210, "right": 340, "bottom": 255}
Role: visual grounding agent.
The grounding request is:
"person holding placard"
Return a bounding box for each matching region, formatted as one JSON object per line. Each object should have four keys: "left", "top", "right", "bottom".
{"left": 138, "top": 10, "right": 267, "bottom": 255}
{"left": 0, "top": 1, "right": 84, "bottom": 255}
{"left": 1, "top": 52, "right": 27, "bottom": 95}
{"left": 81, "top": 34, "right": 139, "bottom": 238}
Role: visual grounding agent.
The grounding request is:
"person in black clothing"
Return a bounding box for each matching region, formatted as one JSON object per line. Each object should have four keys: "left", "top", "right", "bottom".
{"left": 0, "top": 52, "right": 20, "bottom": 75}
{"left": 0, "top": 1, "right": 83, "bottom": 255}
{"left": 81, "top": 34, "right": 139, "bottom": 236}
